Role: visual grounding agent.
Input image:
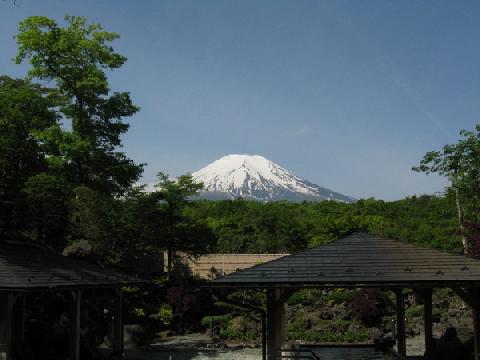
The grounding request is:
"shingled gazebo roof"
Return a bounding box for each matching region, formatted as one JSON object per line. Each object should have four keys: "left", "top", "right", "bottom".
{"left": 0, "top": 242, "right": 144, "bottom": 291}
{"left": 211, "top": 233, "right": 480, "bottom": 288}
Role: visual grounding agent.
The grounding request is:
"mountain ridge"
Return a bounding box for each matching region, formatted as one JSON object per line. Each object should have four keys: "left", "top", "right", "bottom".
{"left": 191, "top": 154, "right": 355, "bottom": 203}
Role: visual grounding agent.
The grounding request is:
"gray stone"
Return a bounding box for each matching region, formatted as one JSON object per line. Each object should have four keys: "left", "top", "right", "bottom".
{"left": 124, "top": 324, "right": 147, "bottom": 349}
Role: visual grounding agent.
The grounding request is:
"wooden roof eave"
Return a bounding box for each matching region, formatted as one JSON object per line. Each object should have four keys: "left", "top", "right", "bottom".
{"left": 0, "top": 277, "right": 148, "bottom": 293}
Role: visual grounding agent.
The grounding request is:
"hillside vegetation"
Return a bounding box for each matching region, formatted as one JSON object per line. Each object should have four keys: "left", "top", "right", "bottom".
{"left": 186, "top": 194, "right": 461, "bottom": 254}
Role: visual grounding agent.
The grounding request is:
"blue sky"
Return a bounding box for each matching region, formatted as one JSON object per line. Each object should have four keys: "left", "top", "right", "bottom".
{"left": 1, "top": 0, "right": 479, "bottom": 200}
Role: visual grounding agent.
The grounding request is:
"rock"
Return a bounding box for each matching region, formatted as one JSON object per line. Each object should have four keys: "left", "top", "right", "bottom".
{"left": 383, "top": 318, "right": 396, "bottom": 333}
{"left": 383, "top": 331, "right": 393, "bottom": 339}
{"left": 448, "top": 309, "right": 458, "bottom": 317}
{"left": 288, "top": 304, "right": 303, "bottom": 321}
{"left": 332, "top": 304, "right": 351, "bottom": 321}
{"left": 304, "top": 317, "right": 313, "bottom": 330}
{"left": 405, "top": 293, "right": 417, "bottom": 307}
{"left": 318, "top": 307, "right": 334, "bottom": 320}
{"left": 369, "top": 327, "right": 383, "bottom": 339}
{"left": 436, "top": 298, "right": 449, "bottom": 309}
{"left": 433, "top": 323, "right": 447, "bottom": 338}
{"left": 228, "top": 316, "right": 258, "bottom": 333}
{"left": 405, "top": 323, "right": 421, "bottom": 338}
{"left": 347, "top": 323, "right": 363, "bottom": 333}
{"left": 124, "top": 324, "right": 147, "bottom": 349}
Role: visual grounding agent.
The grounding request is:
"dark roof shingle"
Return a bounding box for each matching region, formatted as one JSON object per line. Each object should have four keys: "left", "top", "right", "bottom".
{"left": 0, "top": 243, "right": 144, "bottom": 291}
{"left": 211, "top": 233, "right": 480, "bottom": 288}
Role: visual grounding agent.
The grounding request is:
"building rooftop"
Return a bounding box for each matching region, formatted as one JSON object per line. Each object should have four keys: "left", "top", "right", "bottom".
{"left": 0, "top": 242, "right": 145, "bottom": 291}
{"left": 211, "top": 233, "right": 480, "bottom": 288}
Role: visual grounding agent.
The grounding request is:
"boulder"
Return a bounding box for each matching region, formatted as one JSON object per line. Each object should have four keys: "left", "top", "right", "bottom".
{"left": 123, "top": 324, "right": 147, "bottom": 349}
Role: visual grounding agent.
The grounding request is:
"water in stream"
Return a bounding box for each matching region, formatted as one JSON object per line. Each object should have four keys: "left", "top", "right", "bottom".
{"left": 314, "top": 347, "right": 395, "bottom": 359}
{"left": 128, "top": 347, "right": 395, "bottom": 360}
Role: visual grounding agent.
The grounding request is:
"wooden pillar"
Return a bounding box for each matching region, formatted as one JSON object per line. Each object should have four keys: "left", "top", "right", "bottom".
{"left": 69, "top": 290, "right": 82, "bottom": 360}
{"left": 266, "top": 288, "right": 286, "bottom": 360}
{"left": 266, "top": 289, "right": 277, "bottom": 360}
{"left": 261, "top": 311, "right": 267, "bottom": 360}
{"left": 0, "top": 293, "right": 15, "bottom": 360}
{"left": 11, "top": 294, "right": 26, "bottom": 360}
{"left": 422, "top": 289, "right": 434, "bottom": 356}
{"left": 473, "top": 288, "right": 480, "bottom": 360}
{"left": 19, "top": 295, "right": 27, "bottom": 343}
{"left": 395, "top": 289, "right": 406, "bottom": 357}
{"left": 112, "top": 288, "right": 124, "bottom": 359}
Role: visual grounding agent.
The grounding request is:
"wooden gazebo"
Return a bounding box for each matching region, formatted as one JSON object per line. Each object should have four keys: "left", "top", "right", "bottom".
{"left": 0, "top": 241, "right": 144, "bottom": 360}
{"left": 211, "top": 233, "right": 480, "bottom": 360}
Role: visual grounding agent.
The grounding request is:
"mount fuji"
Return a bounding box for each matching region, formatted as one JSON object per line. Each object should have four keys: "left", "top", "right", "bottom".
{"left": 191, "top": 154, "right": 355, "bottom": 203}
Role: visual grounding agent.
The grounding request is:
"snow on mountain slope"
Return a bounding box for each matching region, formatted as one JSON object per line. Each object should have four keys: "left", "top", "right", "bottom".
{"left": 192, "top": 154, "right": 355, "bottom": 202}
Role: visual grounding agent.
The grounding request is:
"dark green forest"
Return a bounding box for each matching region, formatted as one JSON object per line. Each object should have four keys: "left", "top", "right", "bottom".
{"left": 187, "top": 195, "right": 462, "bottom": 254}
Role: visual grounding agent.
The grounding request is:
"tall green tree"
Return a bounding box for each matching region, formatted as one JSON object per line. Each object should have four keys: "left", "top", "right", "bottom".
{"left": 153, "top": 173, "right": 214, "bottom": 278}
{"left": 15, "top": 15, "right": 143, "bottom": 196}
{"left": 413, "top": 125, "right": 480, "bottom": 255}
{"left": 23, "top": 173, "right": 69, "bottom": 248}
{"left": 0, "top": 76, "right": 59, "bottom": 241}
{"left": 68, "top": 186, "right": 165, "bottom": 265}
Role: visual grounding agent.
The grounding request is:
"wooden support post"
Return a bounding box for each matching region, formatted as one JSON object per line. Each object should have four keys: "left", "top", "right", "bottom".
{"left": 112, "top": 288, "right": 124, "bottom": 359}
{"left": 261, "top": 311, "right": 267, "bottom": 360}
{"left": 395, "top": 289, "right": 406, "bottom": 357}
{"left": 473, "top": 288, "right": 480, "bottom": 360}
{"left": 69, "top": 290, "right": 82, "bottom": 360}
{"left": 20, "top": 295, "right": 27, "bottom": 343}
{"left": 0, "top": 293, "right": 15, "bottom": 360}
{"left": 266, "top": 289, "right": 286, "bottom": 360}
{"left": 11, "top": 294, "right": 27, "bottom": 359}
{"left": 266, "top": 289, "right": 276, "bottom": 360}
{"left": 422, "top": 289, "right": 433, "bottom": 356}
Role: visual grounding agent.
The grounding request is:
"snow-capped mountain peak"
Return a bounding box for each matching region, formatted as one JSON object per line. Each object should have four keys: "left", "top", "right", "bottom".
{"left": 192, "top": 154, "right": 354, "bottom": 202}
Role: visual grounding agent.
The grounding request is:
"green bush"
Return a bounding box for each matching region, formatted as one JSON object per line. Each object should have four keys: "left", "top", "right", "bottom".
{"left": 287, "top": 319, "right": 370, "bottom": 343}
{"left": 149, "top": 304, "right": 173, "bottom": 325}
{"left": 405, "top": 305, "right": 423, "bottom": 318}
{"left": 326, "top": 289, "right": 354, "bottom": 304}
{"left": 219, "top": 328, "right": 257, "bottom": 341}
{"left": 287, "top": 328, "right": 369, "bottom": 343}
{"left": 288, "top": 289, "right": 322, "bottom": 305}
{"left": 133, "top": 307, "right": 147, "bottom": 318}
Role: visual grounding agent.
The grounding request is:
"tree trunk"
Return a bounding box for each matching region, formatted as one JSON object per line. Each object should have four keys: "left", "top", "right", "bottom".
{"left": 38, "top": 211, "right": 44, "bottom": 244}
{"left": 454, "top": 184, "right": 469, "bottom": 255}
{"left": 167, "top": 248, "right": 173, "bottom": 280}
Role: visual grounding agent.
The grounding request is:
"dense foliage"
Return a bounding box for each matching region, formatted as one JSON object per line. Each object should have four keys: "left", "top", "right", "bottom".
{"left": 414, "top": 125, "right": 480, "bottom": 255}
{"left": 184, "top": 194, "right": 462, "bottom": 254}
{"left": 16, "top": 15, "right": 143, "bottom": 196}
